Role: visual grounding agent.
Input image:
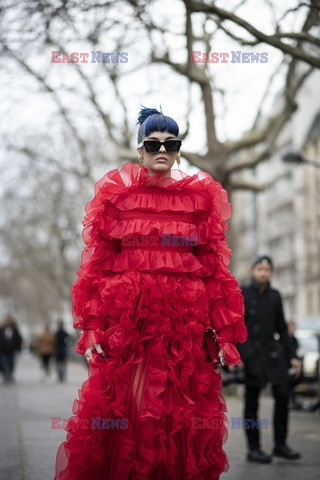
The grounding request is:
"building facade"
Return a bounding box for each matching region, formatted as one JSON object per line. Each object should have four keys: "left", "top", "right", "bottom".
{"left": 231, "top": 70, "right": 320, "bottom": 322}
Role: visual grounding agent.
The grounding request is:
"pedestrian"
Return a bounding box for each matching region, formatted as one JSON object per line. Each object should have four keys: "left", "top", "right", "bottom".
{"left": 55, "top": 320, "right": 70, "bottom": 382}
{"left": 36, "top": 324, "right": 57, "bottom": 382}
{"left": 54, "top": 106, "right": 247, "bottom": 480}
{"left": 237, "top": 255, "right": 302, "bottom": 463}
{"left": 0, "top": 314, "right": 22, "bottom": 383}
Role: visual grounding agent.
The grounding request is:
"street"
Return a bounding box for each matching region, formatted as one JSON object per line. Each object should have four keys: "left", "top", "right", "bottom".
{"left": 1, "top": 351, "right": 319, "bottom": 480}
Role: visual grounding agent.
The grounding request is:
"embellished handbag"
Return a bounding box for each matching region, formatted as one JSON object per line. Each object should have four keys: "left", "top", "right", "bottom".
{"left": 203, "top": 327, "right": 224, "bottom": 367}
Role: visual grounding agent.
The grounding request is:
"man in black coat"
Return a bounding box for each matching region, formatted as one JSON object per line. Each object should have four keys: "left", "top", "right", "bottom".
{"left": 236, "top": 255, "right": 302, "bottom": 463}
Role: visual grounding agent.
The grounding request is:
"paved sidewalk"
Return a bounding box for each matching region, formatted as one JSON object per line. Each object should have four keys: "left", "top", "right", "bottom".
{"left": 0, "top": 351, "right": 319, "bottom": 480}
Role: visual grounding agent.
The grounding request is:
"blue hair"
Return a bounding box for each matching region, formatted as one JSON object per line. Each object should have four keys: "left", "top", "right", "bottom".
{"left": 137, "top": 105, "right": 179, "bottom": 144}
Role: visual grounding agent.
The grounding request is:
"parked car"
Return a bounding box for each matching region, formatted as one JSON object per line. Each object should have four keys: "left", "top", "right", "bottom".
{"left": 294, "top": 329, "right": 320, "bottom": 396}
{"left": 297, "top": 317, "right": 320, "bottom": 333}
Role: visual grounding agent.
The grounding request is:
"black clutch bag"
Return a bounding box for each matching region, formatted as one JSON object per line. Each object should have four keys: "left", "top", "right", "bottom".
{"left": 203, "top": 327, "right": 224, "bottom": 367}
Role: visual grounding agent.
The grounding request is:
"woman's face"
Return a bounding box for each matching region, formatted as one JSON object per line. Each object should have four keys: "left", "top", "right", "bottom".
{"left": 137, "top": 130, "right": 179, "bottom": 177}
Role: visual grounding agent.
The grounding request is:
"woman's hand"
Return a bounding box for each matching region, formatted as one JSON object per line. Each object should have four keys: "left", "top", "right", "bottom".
{"left": 218, "top": 348, "right": 225, "bottom": 367}
{"left": 84, "top": 343, "right": 106, "bottom": 362}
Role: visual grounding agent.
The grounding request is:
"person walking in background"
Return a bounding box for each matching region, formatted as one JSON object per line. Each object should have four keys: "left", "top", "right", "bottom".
{"left": 36, "top": 324, "right": 57, "bottom": 382}
{"left": 0, "top": 314, "right": 22, "bottom": 384}
{"left": 55, "top": 320, "right": 69, "bottom": 382}
{"left": 237, "top": 255, "right": 302, "bottom": 463}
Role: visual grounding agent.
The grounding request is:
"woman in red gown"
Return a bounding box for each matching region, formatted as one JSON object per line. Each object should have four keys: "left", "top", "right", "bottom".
{"left": 54, "top": 107, "right": 247, "bottom": 480}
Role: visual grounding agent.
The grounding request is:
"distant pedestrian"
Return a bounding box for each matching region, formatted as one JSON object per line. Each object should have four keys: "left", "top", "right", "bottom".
{"left": 237, "top": 255, "right": 302, "bottom": 463}
{"left": 55, "top": 320, "right": 69, "bottom": 382}
{"left": 36, "top": 324, "right": 57, "bottom": 382}
{"left": 0, "top": 314, "right": 22, "bottom": 383}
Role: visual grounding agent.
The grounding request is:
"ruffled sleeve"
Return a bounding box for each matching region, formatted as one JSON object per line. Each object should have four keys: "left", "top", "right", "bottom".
{"left": 71, "top": 168, "right": 127, "bottom": 354}
{"left": 194, "top": 173, "right": 248, "bottom": 365}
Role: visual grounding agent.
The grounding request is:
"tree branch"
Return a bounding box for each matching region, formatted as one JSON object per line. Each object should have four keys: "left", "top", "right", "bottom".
{"left": 252, "top": 59, "right": 286, "bottom": 130}
{"left": 1, "top": 42, "right": 94, "bottom": 180}
{"left": 180, "top": 150, "right": 209, "bottom": 170}
{"left": 226, "top": 147, "right": 272, "bottom": 173}
{"left": 188, "top": 0, "right": 320, "bottom": 69}
{"left": 278, "top": 31, "right": 320, "bottom": 46}
{"left": 229, "top": 177, "right": 266, "bottom": 191}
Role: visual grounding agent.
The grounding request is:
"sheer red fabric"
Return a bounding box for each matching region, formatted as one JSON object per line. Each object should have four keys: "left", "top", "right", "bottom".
{"left": 54, "top": 162, "right": 247, "bottom": 480}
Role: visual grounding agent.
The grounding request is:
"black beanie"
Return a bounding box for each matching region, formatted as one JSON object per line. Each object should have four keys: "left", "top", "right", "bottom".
{"left": 251, "top": 254, "right": 273, "bottom": 269}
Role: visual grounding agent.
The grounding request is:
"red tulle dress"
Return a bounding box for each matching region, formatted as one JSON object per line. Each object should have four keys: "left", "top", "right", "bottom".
{"left": 54, "top": 161, "right": 247, "bottom": 480}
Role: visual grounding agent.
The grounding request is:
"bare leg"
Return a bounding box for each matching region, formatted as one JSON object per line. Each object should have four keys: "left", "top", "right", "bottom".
{"left": 131, "top": 361, "right": 146, "bottom": 412}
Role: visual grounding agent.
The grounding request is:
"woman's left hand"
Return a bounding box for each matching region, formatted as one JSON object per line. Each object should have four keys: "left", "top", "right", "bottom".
{"left": 218, "top": 349, "right": 225, "bottom": 367}
{"left": 85, "top": 343, "right": 105, "bottom": 362}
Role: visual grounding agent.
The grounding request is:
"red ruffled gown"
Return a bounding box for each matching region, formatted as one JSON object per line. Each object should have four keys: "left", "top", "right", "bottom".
{"left": 54, "top": 161, "right": 247, "bottom": 480}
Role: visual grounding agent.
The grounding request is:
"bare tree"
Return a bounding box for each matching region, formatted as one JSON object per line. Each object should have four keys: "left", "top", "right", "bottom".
{"left": 0, "top": 154, "right": 86, "bottom": 325}
{"left": 127, "top": 0, "right": 319, "bottom": 189}
{"left": 1, "top": 0, "right": 318, "bottom": 187}
{"left": 0, "top": 0, "right": 319, "bottom": 323}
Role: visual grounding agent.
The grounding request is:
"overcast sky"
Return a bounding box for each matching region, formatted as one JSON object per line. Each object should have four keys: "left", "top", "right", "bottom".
{"left": 0, "top": 0, "right": 317, "bottom": 181}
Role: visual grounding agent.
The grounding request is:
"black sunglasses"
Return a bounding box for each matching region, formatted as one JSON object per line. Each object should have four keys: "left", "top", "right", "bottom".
{"left": 138, "top": 139, "right": 182, "bottom": 154}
